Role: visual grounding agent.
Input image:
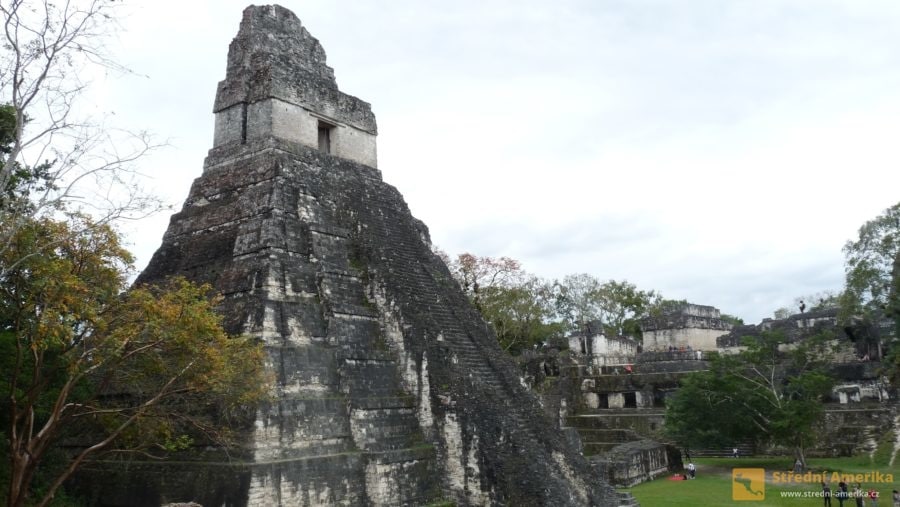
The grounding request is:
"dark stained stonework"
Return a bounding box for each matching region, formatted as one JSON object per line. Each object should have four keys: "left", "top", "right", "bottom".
{"left": 76, "top": 5, "right": 617, "bottom": 506}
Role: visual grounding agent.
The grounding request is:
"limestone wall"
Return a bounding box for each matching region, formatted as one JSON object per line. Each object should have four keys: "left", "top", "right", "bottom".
{"left": 211, "top": 4, "right": 378, "bottom": 168}
{"left": 643, "top": 327, "right": 728, "bottom": 351}
{"left": 568, "top": 332, "right": 639, "bottom": 366}
{"left": 214, "top": 98, "right": 377, "bottom": 167}
{"left": 641, "top": 302, "right": 732, "bottom": 351}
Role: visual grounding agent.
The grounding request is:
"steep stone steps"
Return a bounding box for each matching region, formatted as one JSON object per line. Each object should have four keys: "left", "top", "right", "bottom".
{"left": 370, "top": 242, "right": 550, "bottom": 446}
{"left": 618, "top": 491, "right": 640, "bottom": 507}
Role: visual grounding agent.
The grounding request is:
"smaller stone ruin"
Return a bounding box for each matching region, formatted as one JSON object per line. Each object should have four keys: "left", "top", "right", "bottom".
{"left": 568, "top": 320, "right": 640, "bottom": 370}
{"left": 641, "top": 302, "right": 732, "bottom": 352}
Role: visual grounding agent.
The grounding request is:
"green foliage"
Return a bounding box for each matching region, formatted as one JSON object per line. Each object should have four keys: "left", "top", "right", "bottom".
{"left": 439, "top": 251, "right": 665, "bottom": 351}
{"left": 479, "top": 276, "right": 563, "bottom": 354}
{"left": 441, "top": 252, "right": 561, "bottom": 353}
{"left": 871, "top": 430, "right": 896, "bottom": 468}
{"left": 886, "top": 253, "right": 900, "bottom": 383}
{"left": 719, "top": 313, "right": 744, "bottom": 326}
{"left": 0, "top": 214, "right": 269, "bottom": 507}
{"left": 0, "top": 103, "right": 15, "bottom": 153}
{"left": 665, "top": 330, "right": 834, "bottom": 465}
{"left": 0, "top": 103, "right": 56, "bottom": 211}
{"left": 841, "top": 201, "right": 900, "bottom": 322}
{"left": 555, "top": 274, "right": 661, "bottom": 336}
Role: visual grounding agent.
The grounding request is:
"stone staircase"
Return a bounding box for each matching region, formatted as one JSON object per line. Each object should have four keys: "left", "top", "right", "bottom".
{"left": 617, "top": 491, "right": 640, "bottom": 507}
{"left": 346, "top": 182, "right": 618, "bottom": 503}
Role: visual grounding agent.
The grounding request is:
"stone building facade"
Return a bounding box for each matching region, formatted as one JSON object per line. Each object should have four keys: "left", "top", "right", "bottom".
{"left": 568, "top": 321, "right": 639, "bottom": 368}
{"left": 641, "top": 303, "right": 732, "bottom": 352}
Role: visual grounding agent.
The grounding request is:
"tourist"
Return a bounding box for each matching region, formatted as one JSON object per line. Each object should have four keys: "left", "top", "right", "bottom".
{"left": 868, "top": 488, "right": 879, "bottom": 507}
{"left": 891, "top": 489, "right": 899, "bottom": 507}
{"left": 794, "top": 458, "right": 803, "bottom": 473}
{"left": 732, "top": 447, "right": 739, "bottom": 458}
{"left": 838, "top": 480, "right": 849, "bottom": 507}
{"left": 687, "top": 462, "right": 696, "bottom": 479}
{"left": 823, "top": 482, "right": 832, "bottom": 507}
{"left": 854, "top": 483, "right": 865, "bottom": 507}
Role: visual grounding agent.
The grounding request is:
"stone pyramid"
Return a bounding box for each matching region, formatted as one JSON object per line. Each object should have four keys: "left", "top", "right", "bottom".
{"left": 89, "top": 5, "right": 617, "bottom": 506}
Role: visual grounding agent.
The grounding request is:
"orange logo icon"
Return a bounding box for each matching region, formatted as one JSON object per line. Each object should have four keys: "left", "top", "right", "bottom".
{"left": 733, "top": 468, "right": 765, "bottom": 501}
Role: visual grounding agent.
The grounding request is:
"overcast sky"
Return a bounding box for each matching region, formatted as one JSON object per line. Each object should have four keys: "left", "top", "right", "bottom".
{"left": 95, "top": 0, "right": 900, "bottom": 324}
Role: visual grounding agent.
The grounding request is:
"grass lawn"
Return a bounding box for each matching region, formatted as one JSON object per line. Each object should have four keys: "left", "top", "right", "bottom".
{"left": 627, "top": 456, "right": 899, "bottom": 506}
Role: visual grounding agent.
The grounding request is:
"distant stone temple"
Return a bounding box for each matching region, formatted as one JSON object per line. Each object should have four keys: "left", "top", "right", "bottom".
{"left": 717, "top": 307, "right": 892, "bottom": 405}
{"left": 76, "top": 5, "right": 617, "bottom": 506}
{"left": 641, "top": 303, "right": 732, "bottom": 352}
{"left": 568, "top": 321, "right": 639, "bottom": 368}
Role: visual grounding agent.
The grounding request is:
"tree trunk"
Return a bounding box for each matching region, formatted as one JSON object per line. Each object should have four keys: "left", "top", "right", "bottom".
{"left": 8, "top": 449, "right": 34, "bottom": 507}
{"left": 795, "top": 444, "right": 807, "bottom": 471}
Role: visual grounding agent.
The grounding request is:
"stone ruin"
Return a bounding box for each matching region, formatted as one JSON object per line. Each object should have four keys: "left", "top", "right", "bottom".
{"left": 568, "top": 321, "right": 640, "bottom": 369}
{"left": 717, "top": 307, "right": 893, "bottom": 406}
{"left": 519, "top": 301, "right": 899, "bottom": 490}
{"left": 641, "top": 302, "right": 732, "bottom": 352}
{"left": 75, "top": 5, "right": 619, "bottom": 506}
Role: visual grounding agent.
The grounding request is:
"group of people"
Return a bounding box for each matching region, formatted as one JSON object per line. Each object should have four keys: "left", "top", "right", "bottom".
{"left": 671, "top": 462, "right": 697, "bottom": 481}
{"left": 820, "top": 480, "right": 899, "bottom": 507}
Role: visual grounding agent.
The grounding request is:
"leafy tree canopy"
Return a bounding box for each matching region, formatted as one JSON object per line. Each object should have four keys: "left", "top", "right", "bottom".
{"left": 841, "top": 201, "right": 900, "bottom": 320}
{"left": 555, "top": 274, "right": 661, "bottom": 337}
{"left": 1, "top": 214, "right": 269, "bottom": 507}
{"left": 665, "top": 330, "right": 834, "bottom": 468}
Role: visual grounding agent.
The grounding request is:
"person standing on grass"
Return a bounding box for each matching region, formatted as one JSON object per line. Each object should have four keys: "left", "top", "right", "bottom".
{"left": 687, "top": 462, "right": 696, "bottom": 479}
{"left": 823, "top": 482, "right": 832, "bottom": 507}
{"left": 838, "top": 480, "right": 848, "bottom": 507}
{"left": 854, "top": 483, "right": 865, "bottom": 507}
{"left": 891, "top": 489, "right": 899, "bottom": 507}
{"left": 869, "top": 488, "right": 879, "bottom": 507}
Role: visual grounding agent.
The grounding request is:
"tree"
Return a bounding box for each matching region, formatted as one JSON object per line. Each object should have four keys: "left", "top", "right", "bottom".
{"left": 594, "top": 280, "right": 662, "bottom": 337}
{"left": 438, "top": 251, "right": 560, "bottom": 353}
{"left": 773, "top": 307, "right": 793, "bottom": 320}
{"left": 794, "top": 291, "right": 840, "bottom": 312}
{"left": 841, "top": 202, "right": 900, "bottom": 318}
{"left": 839, "top": 202, "right": 900, "bottom": 360}
{"left": 441, "top": 252, "right": 522, "bottom": 311}
{"left": 553, "top": 273, "right": 601, "bottom": 331}
{"left": 555, "top": 274, "right": 660, "bottom": 336}
{"left": 665, "top": 330, "right": 834, "bottom": 468}
{"left": 0, "top": 214, "right": 268, "bottom": 507}
{"left": 883, "top": 252, "right": 900, "bottom": 384}
{"left": 479, "top": 276, "right": 563, "bottom": 354}
{"left": 891, "top": 252, "right": 900, "bottom": 342}
{"left": 0, "top": 0, "right": 161, "bottom": 261}
{"left": 720, "top": 313, "right": 745, "bottom": 326}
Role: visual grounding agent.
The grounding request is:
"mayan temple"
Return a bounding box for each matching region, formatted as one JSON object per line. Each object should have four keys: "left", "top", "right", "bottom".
{"left": 79, "top": 5, "right": 617, "bottom": 506}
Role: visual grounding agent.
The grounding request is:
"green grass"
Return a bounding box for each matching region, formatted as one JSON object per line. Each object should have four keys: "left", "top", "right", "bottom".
{"left": 627, "top": 456, "right": 899, "bottom": 507}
